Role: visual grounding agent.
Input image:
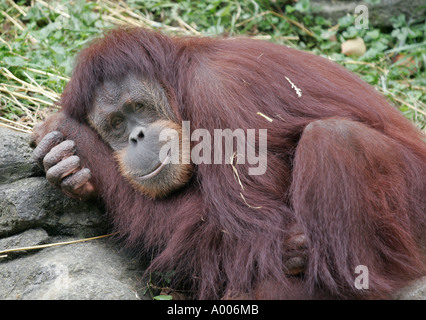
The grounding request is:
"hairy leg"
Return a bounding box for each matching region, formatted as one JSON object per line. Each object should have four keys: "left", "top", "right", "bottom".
{"left": 291, "top": 118, "right": 425, "bottom": 299}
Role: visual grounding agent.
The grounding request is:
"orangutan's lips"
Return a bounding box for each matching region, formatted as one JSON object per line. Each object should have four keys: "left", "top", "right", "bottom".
{"left": 138, "top": 150, "right": 171, "bottom": 181}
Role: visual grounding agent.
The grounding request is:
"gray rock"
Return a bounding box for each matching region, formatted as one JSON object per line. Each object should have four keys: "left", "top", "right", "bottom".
{"left": 0, "top": 127, "right": 107, "bottom": 238}
{"left": 0, "top": 127, "right": 42, "bottom": 184}
{"left": 0, "top": 127, "right": 147, "bottom": 300}
{"left": 0, "top": 228, "right": 49, "bottom": 258}
{"left": 0, "top": 177, "right": 107, "bottom": 237}
{"left": 395, "top": 276, "right": 426, "bottom": 300}
{"left": 310, "top": 0, "right": 425, "bottom": 27}
{"left": 0, "top": 238, "right": 147, "bottom": 300}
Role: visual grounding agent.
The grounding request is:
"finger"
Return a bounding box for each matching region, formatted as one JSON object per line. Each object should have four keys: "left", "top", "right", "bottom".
{"left": 62, "top": 168, "right": 96, "bottom": 200}
{"left": 43, "top": 140, "right": 76, "bottom": 171}
{"left": 287, "top": 223, "right": 307, "bottom": 250}
{"left": 61, "top": 168, "right": 91, "bottom": 192}
{"left": 288, "top": 233, "right": 307, "bottom": 250}
{"left": 33, "top": 131, "right": 64, "bottom": 169}
{"left": 284, "top": 257, "right": 306, "bottom": 276}
{"left": 46, "top": 155, "right": 80, "bottom": 187}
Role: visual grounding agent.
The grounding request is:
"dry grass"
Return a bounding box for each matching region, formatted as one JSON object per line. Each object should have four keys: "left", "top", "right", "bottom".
{"left": 0, "top": 0, "right": 313, "bottom": 134}
{"left": 0, "top": 232, "right": 119, "bottom": 259}
{"left": 0, "top": 0, "right": 424, "bottom": 134}
{"left": 0, "top": 0, "right": 201, "bottom": 133}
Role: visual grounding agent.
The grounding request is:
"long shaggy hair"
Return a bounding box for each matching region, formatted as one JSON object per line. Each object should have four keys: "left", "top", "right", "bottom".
{"left": 43, "top": 27, "right": 426, "bottom": 299}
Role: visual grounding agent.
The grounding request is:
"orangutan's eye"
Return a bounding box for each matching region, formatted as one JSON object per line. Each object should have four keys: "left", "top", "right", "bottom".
{"left": 111, "top": 116, "right": 124, "bottom": 129}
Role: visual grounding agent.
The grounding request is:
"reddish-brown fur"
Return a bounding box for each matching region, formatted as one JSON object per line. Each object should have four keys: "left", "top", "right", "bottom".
{"left": 35, "top": 27, "right": 425, "bottom": 299}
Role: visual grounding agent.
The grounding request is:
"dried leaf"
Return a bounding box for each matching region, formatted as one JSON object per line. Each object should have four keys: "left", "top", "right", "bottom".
{"left": 341, "top": 37, "right": 366, "bottom": 57}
